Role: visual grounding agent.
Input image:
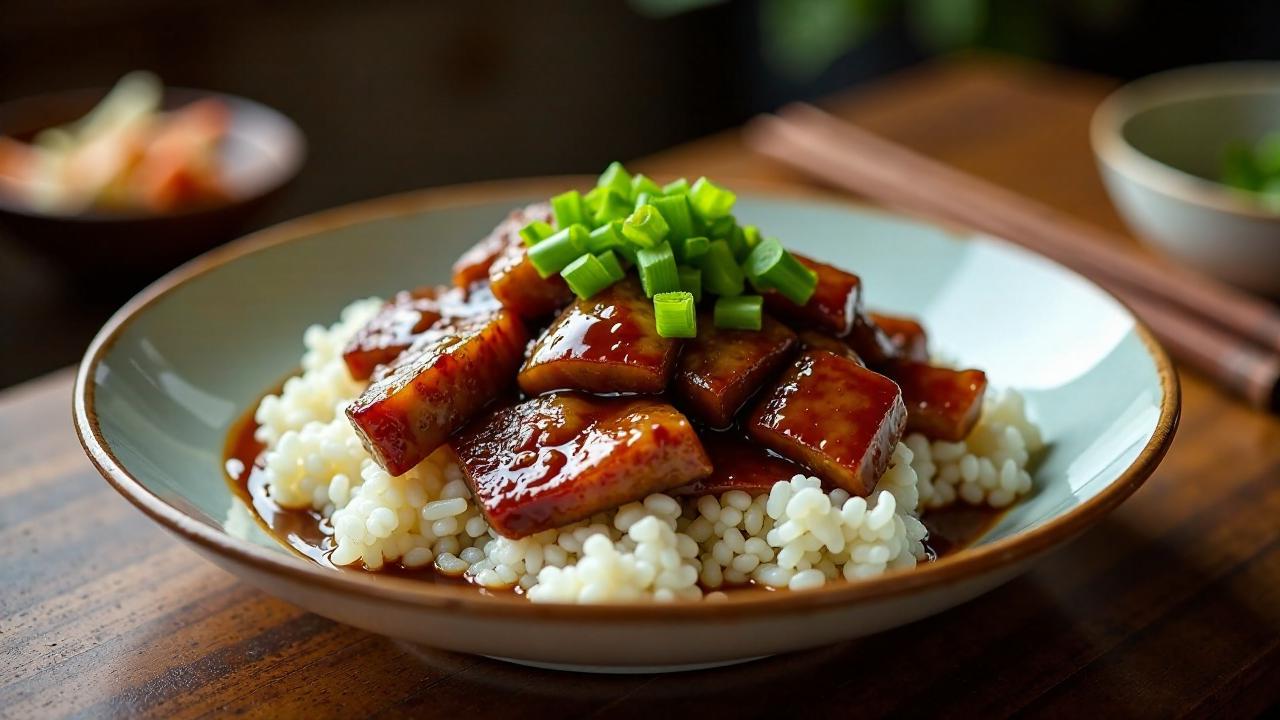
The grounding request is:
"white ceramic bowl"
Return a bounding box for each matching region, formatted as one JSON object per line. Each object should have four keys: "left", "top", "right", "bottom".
{"left": 1092, "top": 62, "right": 1280, "bottom": 297}
{"left": 74, "top": 179, "right": 1179, "bottom": 672}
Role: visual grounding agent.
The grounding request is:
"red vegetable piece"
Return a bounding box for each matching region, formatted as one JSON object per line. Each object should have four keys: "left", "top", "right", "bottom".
{"left": 518, "top": 278, "right": 679, "bottom": 396}
{"left": 453, "top": 203, "right": 552, "bottom": 289}
{"left": 673, "top": 313, "right": 797, "bottom": 428}
{"left": 890, "top": 361, "right": 987, "bottom": 442}
{"left": 343, "top": 283, "right": 501, "bottom": 381}
{"left": 762, "top": 254, "right": 862, "bottom": 337}
{"left": 454, "top": 394, "right": 712, "bottom": 538}
{"left": 669, "top": 433, "right": 801, "bottom": 497}
{"left": 346, "top": 309, "right": 528, "bottom": 476}
{"left": 748, "top": 351, "right": 906, "bottom": 496}
{"left": 868, "top": 312, "right": 929, "bottom": 364}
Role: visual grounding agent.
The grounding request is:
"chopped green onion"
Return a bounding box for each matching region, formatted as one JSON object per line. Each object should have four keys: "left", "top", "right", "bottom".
{"left": 742, "top": 224, "right": 763, "bottom": 252}
{"left": 631, "top": 173, "right": 663, "bottom": 201}
{"left": 745, "top": 237, "right": 818, "bottom": 305}
{"left": 700, "top": 239, "right": 745, "bottom": 297}
{"left": 596, "top": 250, "right": 626, "bottom": 282}
{"left": 673, "top": 235, "right": 709, "bottom": 264}
{"left": 678, "top": 265, "right": 702, "bottom": 302}
{"left": 597, "top": 161, "right": 632, "bottom": 198}
{"left": 622, "top": 204, "right": 670, "bottom": 248}
{"left": 662, "top": 177, "right": 690, "bottom": 196}
{"left": 636, "top": 242, "right": 679, "bottom": 297}
{"left": 725, "top": 221, "right": 750, "bottom": 260}
{"left": 519, "top": 220, "right": 554, "bottom": 247}
{"left": 593, "top": 190, "right": 633, "bottom": 226}
{"left": 704, "top": 214, "right": 735, "bottom": 240}
{"left": 550, "top": 190, "right": 586, "bottom": 229}
{"left": 583, "top": 186, "right": 607, "bottom": 217}
{"left": 633, "top": 191, "right": 652, "bottom": 211}
{"left": 650, "top": 194, "right": 694, "bottom": 241}
{"left": 528, "top": 224, "right": 587, "bottom": 278}
{"left": 586, "top": 221, "right": 625, "bottom": 254}
{"left": 561, "top": 253, "right": 619, "bottom": 299}
{"left": 714, "top": 295, "right": 763, "bottom": 330}
{"left": 690, "top": 176, "right": 736, "bottom": 219}
{"left": 653, "top": 291, "right": 697, "bottom": 338}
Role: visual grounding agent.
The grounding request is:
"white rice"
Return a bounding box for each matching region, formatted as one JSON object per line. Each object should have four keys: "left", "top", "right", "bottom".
{"left": 908, "top": 390, "right": 1042, "bottom": 509}
{"left": 252, "top": 300, "right": 1040, "bottom": 602}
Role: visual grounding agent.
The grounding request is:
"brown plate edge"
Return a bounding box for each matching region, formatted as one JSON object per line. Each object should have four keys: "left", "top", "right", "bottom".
{"left": 71, "top": 175, "right": 1182, "bottom": 622}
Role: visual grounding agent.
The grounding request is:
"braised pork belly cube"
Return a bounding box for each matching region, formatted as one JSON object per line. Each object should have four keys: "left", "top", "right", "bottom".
{"left": 868, "top": 312, "right": 929, "bottom": 364}
{"left": 518, "top": 278, "right": 679, "bottom": 396}
{"left": 748, "top": 351, "right": 906, "bottom": 496}
{"left": 763, "top": 254, "right": 863, "bottom": 337}
{"left": 890, "top": 362, "right": 987, "bottom": 442}
{"left": 673, "top": 314, "right": 797, "bottom": 428}
{"left": 796, "top": 329, "right": 864, "bottom": 366}
{"left": 488, "top": 238, "right": 573, "bottom": 320}
{"left": 343, "top": 283, "right": 502, "bottom": 380}
{"left": 454, "top": 394, "right": 712, "bottom": 538}
{"left": 346, "top": 309, "right": 527, "bottom": 476}
{"left": 453, "top": 203, "right": 552, "bottom": 289}
{"left": 848, "top": 312, "right": 900, "bottom": 369}
{"left": 670, "top": 434, "right": 800, "bottom": 498}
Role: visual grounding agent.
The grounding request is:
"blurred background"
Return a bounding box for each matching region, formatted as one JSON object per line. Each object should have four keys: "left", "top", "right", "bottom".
{"left": 3, "top": 0, "right": 1279, "bottom": 389}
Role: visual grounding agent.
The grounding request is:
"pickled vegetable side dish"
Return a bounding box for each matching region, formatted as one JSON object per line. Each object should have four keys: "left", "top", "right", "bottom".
{"left": 226, "top": 165, "right": 1043, "bottom": 602}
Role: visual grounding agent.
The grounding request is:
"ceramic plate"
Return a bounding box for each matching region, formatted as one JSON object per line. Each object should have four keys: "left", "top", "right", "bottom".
{"left": 74, "top": 178, "right": 1179, "bottom": 672}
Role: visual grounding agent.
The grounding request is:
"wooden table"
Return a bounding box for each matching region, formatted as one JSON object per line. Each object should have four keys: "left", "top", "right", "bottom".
{"left": 3, "top": 57, "right": 1278, "bottom": 718}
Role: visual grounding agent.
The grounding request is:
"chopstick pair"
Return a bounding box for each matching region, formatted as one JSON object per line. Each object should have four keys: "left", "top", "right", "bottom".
{"left": 742, "top": 103, "right": 1280, "bottom": 411}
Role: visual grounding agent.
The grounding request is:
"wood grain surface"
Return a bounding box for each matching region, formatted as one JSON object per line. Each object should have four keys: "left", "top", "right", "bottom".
{"left": 3, "top": 56, "right": 1279, "bottom": 719}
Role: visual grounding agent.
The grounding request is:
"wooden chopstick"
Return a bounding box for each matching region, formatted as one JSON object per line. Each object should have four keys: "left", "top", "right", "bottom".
{"left": 743, "top": 103, "right": 1280, "bottom": 410}
{"left": 744, "top": 103, "right": 1280, "bottom": 355}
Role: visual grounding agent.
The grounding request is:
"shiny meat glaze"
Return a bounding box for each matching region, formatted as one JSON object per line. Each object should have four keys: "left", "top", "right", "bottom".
{"left": 848, "top": 312, "right": 901, "bottom": 369}
{"left": 453, "top": 393, "right": 713, "bottom": 538}
{"left": 796, "top": 329, "right": 864, "bottom": 366}
{"left": 763, "top": 254, "right": 863, "bottom": 337}
{"left": 488, "top": 236, "right": 573, "bottom": 320}
{"left": 452, "top": 203, "right": 552, "bottom": 289}
{"left": 669, "top": 433, "right": 802, "bottom": 497}
{"left": 673, "top": 313, "right": 797, "bottom": 428}
{"left": 518, "top": 278, "right": 679, "bottom": 396}
{"left": 890, "top": 362, "right": 988, "bottom": 442}
{"left": 342, "top": 283, "right": 501, "bottom": 381}
{"left": 346, "top": 309, "right": 528, "bottom": 476}
{"left": 748, "top": 350, "right": 906, "bottom": 496}
{"left": 869, "top": 312, "right": 929, "bottom": 364}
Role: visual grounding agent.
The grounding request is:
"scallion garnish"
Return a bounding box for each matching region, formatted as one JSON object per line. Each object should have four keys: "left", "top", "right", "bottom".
{"left": 519, "top": 220, "right": 554, "bottom": 247}
{"left": 597, "top": 161, "right": 632, "bottom": 198}
{"left": 700, "top": 238, "right": 745, "bottom": 297}
{"left": 745, "top": 237, "right": 818, "bottom": 305}
{"left": 551, "top": 190, "right": 586, "bottom": 229}
{"left": 714, "top": 295, "right": 763, "bottom": 330}
{"left": 636, "top": 242, "right": 680, "bottom": 297}
{"left": 593, "top": 191, "right": 633, "bottom": 227}
{"left": 631, "top": 173, "right": 663, "bottom": 201}
{"left": 597, "top": 250, "right": 626, "bottom": 283}
{"left": 528, "top": 224, "right": 587, "bottom": 278}
{"left": 662, "top": 177, "right": 690, "bottom": 196}
{"left": 650, "top": 194, "right": 694, "bottom": 241}
{"left": 653, "top": 291, "right": 697, "bottom": 338}
{"left": 689, "top": 176, "right": 736, "bottom": 219}
{"left": 586, "top": 221, "right": 625, "bottom": 255}
{"left": 561, "top": 252, "right": 618, "bottom": 299}
{"left": 678, "top": 265, "right": 702, "bottom": 302}
{"left": 673, "top": 235, "right": 709, "bottom": 264}
{"left": 622, "top": 204, "right": 670, "bottom": 248}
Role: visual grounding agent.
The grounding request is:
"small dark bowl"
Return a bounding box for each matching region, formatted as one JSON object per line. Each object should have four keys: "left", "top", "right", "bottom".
{"left": 0, "top": 87, "right": 305, "bottom": 284}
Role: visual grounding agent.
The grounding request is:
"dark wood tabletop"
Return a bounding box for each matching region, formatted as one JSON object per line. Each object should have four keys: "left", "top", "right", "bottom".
{"left": 3, "top": 56, "right": 1278, "bottom": 719}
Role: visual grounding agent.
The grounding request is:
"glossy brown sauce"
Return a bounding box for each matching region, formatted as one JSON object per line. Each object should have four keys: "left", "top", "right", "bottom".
{"left": 223, "top": 397, "right": 1005, "bottom": 592}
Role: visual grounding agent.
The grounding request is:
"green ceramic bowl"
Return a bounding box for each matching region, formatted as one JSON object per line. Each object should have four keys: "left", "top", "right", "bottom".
{"left": 74, "top": 179, "right": 1179, "bottom": 672}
